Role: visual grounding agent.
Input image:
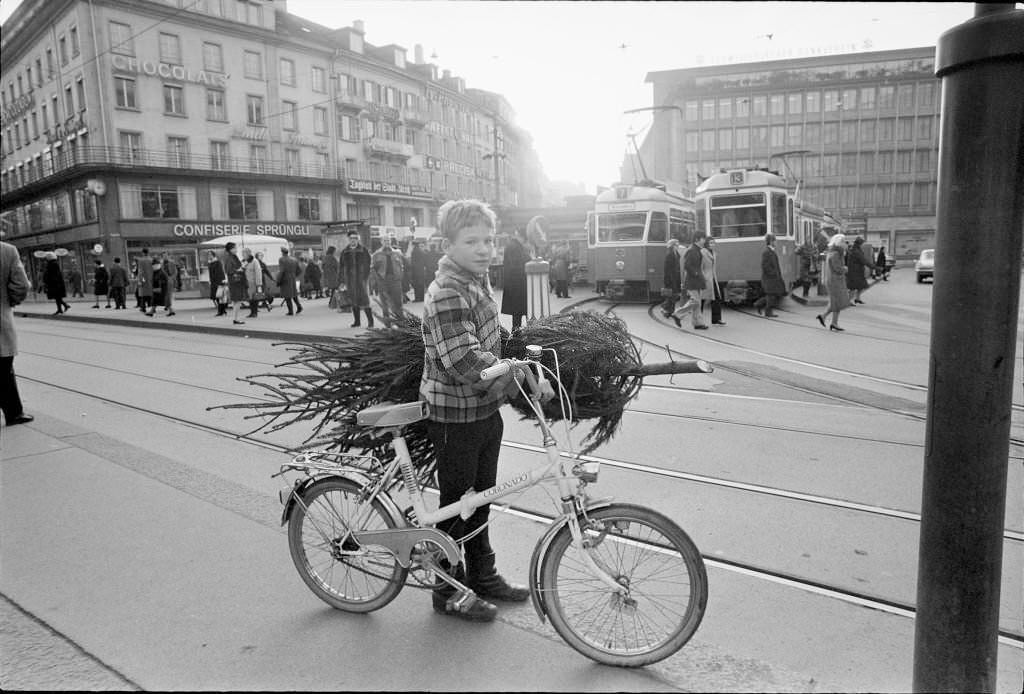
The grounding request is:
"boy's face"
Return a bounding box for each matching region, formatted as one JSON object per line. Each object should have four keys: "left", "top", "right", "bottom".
{"left": 444, "top": 222, "right": 494, "bottom": 275}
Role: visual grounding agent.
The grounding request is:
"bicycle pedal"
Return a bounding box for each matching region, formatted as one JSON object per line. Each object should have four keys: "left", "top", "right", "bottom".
{"left": 403, "top": 506, "right": 417, "bottom": 524}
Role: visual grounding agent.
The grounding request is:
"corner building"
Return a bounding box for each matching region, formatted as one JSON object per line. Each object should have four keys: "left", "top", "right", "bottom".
{"left": 642, "top": 47, "right": 940, "bottom": 260}
{"left": 0, "top": 0, "right": 542, "bottom": 289}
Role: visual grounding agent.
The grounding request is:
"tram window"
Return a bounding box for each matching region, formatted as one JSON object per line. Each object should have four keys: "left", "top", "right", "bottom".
{"left": 597, "top": 212, "right": 646, "bottom": 242}
{"left": 696, "top": 207, "right": 707, "bottom": 240}
{"left": 710, "top": 193, "right": 764, "bottom": 208}
{"left": 649, "top": 211, "right": 668, "bottom": 243}
{"left": 710, "top": 206, "right": 766, "bottom": 238}
{"left": 772, "top": 192, "right": 789, "bottom": 237}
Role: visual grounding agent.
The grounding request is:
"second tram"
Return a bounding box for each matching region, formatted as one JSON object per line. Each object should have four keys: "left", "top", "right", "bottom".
{"left": 694, "top": 168, "right": 842, "bottom": 303}
{"left": 588, "top": 181, "right": 695, "bottom": 302}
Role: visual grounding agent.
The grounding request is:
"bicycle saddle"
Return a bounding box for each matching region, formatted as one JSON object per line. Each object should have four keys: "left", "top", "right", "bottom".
{"left": 356, "top": 401, "right": 429, "bottom": 428}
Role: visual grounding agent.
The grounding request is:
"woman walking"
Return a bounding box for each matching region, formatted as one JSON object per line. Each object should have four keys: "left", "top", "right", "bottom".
{"left": 816, "top": 234, "right": 851, "bottom": 332}
{"left": 43, "top": 253, "right": 70, "bottom": 314}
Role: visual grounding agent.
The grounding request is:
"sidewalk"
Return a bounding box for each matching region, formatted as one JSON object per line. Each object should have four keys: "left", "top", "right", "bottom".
{"left": 14, "top": 287, "right": 594, "bottom": 340}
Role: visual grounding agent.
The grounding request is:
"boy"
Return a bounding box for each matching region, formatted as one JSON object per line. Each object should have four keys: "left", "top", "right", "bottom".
{"left": 420, "top": 199, "right": 529, "bottom": 622}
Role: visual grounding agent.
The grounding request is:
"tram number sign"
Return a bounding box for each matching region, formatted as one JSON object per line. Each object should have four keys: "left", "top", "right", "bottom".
{"left": 729, "top": 171, "right": 745, "bottom": 186}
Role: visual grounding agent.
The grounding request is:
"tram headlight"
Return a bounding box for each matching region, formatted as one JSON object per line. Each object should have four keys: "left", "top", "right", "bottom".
{"left": 615, "top": 260, "right": 625, "bottom": 271}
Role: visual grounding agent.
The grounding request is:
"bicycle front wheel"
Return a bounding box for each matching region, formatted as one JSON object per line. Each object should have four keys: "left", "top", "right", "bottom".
{"left": 287, "top": 477, "right": 408, "bottom": 613}
{"left": 539, "top": 503, "right": 708, "bottom": 667}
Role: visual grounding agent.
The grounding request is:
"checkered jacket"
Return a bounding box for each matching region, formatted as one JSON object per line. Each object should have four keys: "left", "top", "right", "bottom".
{"left": 419, "top": 255, "right": 502, "bottom": 423}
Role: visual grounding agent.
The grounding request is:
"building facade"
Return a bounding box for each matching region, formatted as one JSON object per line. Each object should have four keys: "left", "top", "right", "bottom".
{"left": 0, "top": 0, "right": 543, "bottom": 290}
{"left": 638, "top": 47, "right": 940, "bottom": 259}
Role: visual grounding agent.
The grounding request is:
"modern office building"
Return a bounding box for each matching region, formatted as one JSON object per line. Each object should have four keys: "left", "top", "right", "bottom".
{"left": 638, "top": 46, "right": 941, "bottom": 259}
{"left": 0, "top": 0, "right": 543, "bottom": 288}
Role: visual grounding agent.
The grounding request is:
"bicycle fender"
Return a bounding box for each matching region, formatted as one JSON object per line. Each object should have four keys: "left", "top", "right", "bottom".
{"left": 528, "top": 497, "right": 615, "bottom": 623}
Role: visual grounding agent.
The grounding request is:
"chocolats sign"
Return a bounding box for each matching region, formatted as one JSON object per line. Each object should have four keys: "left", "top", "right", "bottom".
{"left": 112, "top": 55, "right": 228, "bottom": 87}
{"left": 172, "top": 223, "right": 314, "bottom": 237}
{"left": 346, "top": 178, "right": 432, "bottom": 199}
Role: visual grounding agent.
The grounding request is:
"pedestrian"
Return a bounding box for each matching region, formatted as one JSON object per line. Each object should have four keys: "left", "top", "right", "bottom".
{"left": 276, "top": 246, "right": 302, "bottom": 316}
{"left": 370, "top": 235, "right": 405, "bottom": 327}
{"left": 552, "top": 243, "right": 572, "bottom": 299}
{"left": 68, "top": 261, "right": 84, "bottom": 297}
{"left": 222, "top": 241, "right": 247, "bottom": 324}
{"left": 408, "top": 238, "right": 429, "bottom": 302}
{"left": 875, "top": 246, "right": 889, "bottom": 281}
{"left": 130, "top": 261, "right": 141, "bottom": 309}
{"left": 795, "top": 238, "right": 819, "bottom": 298}
{"left": 322, "top": 246, "right": 340, "bottom": 301}
{"left": 340, "top": 230, "right": 373, "bottom": 328}
{"left": 255, "top": 251, "right": 275, "bottom": 311}
{"left": 846, "top": 237, "right": 873, "bottom": 305}
{"left": 152, "top": 251, "right": 177, "bottom": 316}
{"left": 91, "top": 258, "right": 110, "bottom": 308}
{"left": 660, "top": 238, "right": 681, "bottom": 318}
{"left": 107, "top": 257, "right": 129, "bottom": 309}
{"left": 425, "top": 241, "right": 441, "bottom": 286}
{"left": 753, "top": 233, "right": 785, "bottom": 317}
{"left": 2, "top": 240, "right": 34, "bottom": 425}
{"left": 306, "top": 254, "right": 323, "bottom": 299}
{"left": 136, "top": 248, "right": 155, "bottom": 314}
{"left": 43, "top": 252, "right": 70, "bottom": 314}
{"left": 703, "top": 236, "right": 727, "bottom": 326}
{"left": 500, "top": 226, "right": 529, "bottom": 331}
{"left": 673, "top": 232, "right": 709, "bottom": 329}
{"left": 816, "top": 234, "right": 851, "bottom": 332}
{"left": 420, "top": 198, "right": 541, "bottom": 622}
{"left": 242, "top": 248, "right": 263, "bottom": 318}
{"left": 206, "top": 250, "right": 227, "bottom": 315}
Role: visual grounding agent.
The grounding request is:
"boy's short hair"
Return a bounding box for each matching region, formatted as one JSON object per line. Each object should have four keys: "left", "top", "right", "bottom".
{"left": 437, "top": 199, "right": 496, "bottom": 242}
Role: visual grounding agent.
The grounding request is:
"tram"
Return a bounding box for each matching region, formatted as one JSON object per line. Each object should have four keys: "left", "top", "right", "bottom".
{"left": 694, "top": 167, "right": 842, "bottom": 303}
{"left": 588, "top": 180, "right": 695, "bottom": 302}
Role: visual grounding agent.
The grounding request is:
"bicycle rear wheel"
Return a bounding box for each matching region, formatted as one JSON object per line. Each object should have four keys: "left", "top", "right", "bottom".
{"left": 287, "top": 477, "right": 407, "bottom": 613}
{"left": 539, "top": 503, "right": 708, "bottom": 667}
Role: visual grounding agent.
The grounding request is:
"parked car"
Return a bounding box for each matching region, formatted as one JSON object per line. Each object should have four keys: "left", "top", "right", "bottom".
{"left": 915, "top": 248, "right": 935, "bottom": 283}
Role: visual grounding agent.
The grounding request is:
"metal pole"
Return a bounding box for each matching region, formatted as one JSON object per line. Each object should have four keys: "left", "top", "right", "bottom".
{"left": 913, "top": 5, "right": 1024, "bottom": 692}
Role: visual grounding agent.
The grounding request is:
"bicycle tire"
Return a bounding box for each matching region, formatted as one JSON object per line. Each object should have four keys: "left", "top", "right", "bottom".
{"left": 287, "top": 477, "right": 408, "bottom": 613}
{"left": 538, "top": 503, "right": 708, "bottom": 667}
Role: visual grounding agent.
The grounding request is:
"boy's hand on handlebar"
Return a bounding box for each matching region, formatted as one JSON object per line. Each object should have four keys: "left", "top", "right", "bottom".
{"left": 473, "top": 365, "right": 523, "bottom": 398}
{"left": 537, "top": 378, "right": 556, "bottom": 403}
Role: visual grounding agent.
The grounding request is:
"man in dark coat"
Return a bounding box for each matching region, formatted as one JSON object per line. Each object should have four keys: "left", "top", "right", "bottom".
{"left": 500, "top": 227, "right": 529, "bottom": 330}
{"left": 276, "top": 246, "right": 302, "bottom": 316}
{"left": 91, "top": 259, "right": 110, "bottom": 308}
{"left": 43, "top": 253, "right": 70, "bottom": 314}
{"left": 754, "top": 233, "right": 785, "bottom": 318}
{"left": 108, "top": 257, "right": 129, "bottom": 309}
{"left": 322, "top": 246, "right": 340, "bottom": 301}
{"left": 408, "top": 239, "right": 429, "bottom": 302}
{"left": 340, "top": 230, "right": 373, "bottom": 328}
{"left": 136, "top": 248, "right": 155, "bottom": 313}
{"left": 845, "top": 237, "right": 874, "bottom": 304}
{"left": 370, "top": 236, "right": 405, "bottom": 327}
{"left": 661, "top": 238, "right": 681, "bottom": 317}
{"left": 207, "top": 250, "right": 227, "bottom": 315}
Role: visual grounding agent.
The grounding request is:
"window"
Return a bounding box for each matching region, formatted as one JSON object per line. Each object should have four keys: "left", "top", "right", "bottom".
{"left": 296, "top": 193, "right": 321, "bottom": 221}
{"left": 119, "top": 131, "right": 142, "bottom": 164}
{"left": 246, "top": 95, "right": 264, "bottom": 125}
{"left": 46, "top": 49, "right": 55, "bottom": 77}
{"left": 752, "top": 95, "right": 767, "bottom": 117}
{"left": 718, "top": 128, "right": 732, "bottom": 150}
{"left": 684, "top": 101, "right": 698, "bottom": 121}
{"left": 805, "top": 123, "right": 821, "bottom": 146}
{"left": 210, "top": 140, "right": 230, "bottom": 170}
{"left": 898, "top": 117, "right": 914, "bottom": 141}
{"left": 314, "top": 106, "right": 327, "bottom": 135}
{"left": 59, "top": 36, "right": 68, "bottom": 65}
{"left": 898, "top": 84, "right": 915, "bottom": 112}
{"left": 823, "top": 122, "right": 838, "bottom": 144}
{"left": 114, "top": 76, "right": 136, "bottom": 108}
{"left": 701, "top": 99, "right": 715, "bottom": 121}
{"left": 338, "top": 113, "right": 359, "bottom": 141}
{"left": 751, "top": 126, "right": 768, "bottom": 148}
{"left": 770, "top": 94, "right": 784, "bottom": 116}
{"left": 917, "top": 116, "right": 933, "bottom": 141}
{"left": 823, "top": 154, "right": 839, "bottom": 177}
{"left": 163, "top": 84, "right": 185, "bottom": 115}
{"left": 311, "top": 66, "right": 326, "bottom": 92}
{"left": 878, "top": 118, "right": 895, "bottom": 141}
{"left": 70, "top": 26, "right": 79, "bottom": 56}
{"left": 787, "top": 124, "right": 802, "bottom": 146}
{"left": 805, "top": 91, "right": 820, "bottom": 113}
{"left": 895, "top": 183, "right": 911, "bottom": 207}
{"left": 244, "top": 50, "right": 262, "bottom": 79}
{"left": 718, "top": 98, "right": 732, "bottom": 120}
{"left": 217, "top": 188, "right": 266, "bottom": 220}
{"left": 685, "top": 131, "right": 699, "bottom": 152}
{"left": 707, "top": 193, "right": 767, "bottom": 239}
{"left": 167, "top": 136, "right": 189, "bottom": 167}
{"left": 203, "top": 42, "right": 224, "bottom": 72}
{"left": 878, "top": 85, "right": 895, "bottom": 109}
{"left": 282, "top": 100, "right": 297, "bottom": 130}
{"left": 878, "top": 150, "right": 893, "bottom": 173}
{"left": 916, "top": 149, "right": 932, "bottom": 173}
{"left": 109, "top": 21, "right": 134, "bottom": 56}
{"left": 860, "top": 87, "right": 876, "bottom": 111}
{"left": 841, "top": 122, "right": 857, "bottom": 144}
{"left": 41, "top": 103, "right": 48, "bottom": 129}
{"left": 159, "top": 33, "right": 181, "bottom": 64}
{"left": 897, "top": 150, "right": 913, "bottom": 174}
{"left": 206, "top": 88, "right": 226, "bottom": 120}
{"left": 64, "top": 85, "right": 74, "bottom": 115}
{"left": 249, "top": 144, "right": 267, "bottom": 173}
{"left": 279, "top": 58, "right": 295, "bottom": 86}
{"left": 701, "top": 130, "right": 715, "bottom": 152}
{"left": 914, "top": 182, "right": 934, "bottom": 209}
{"left": 236, "top": 0, "right": 263, "bottom": 26}
{"left": 919, "top": 82, "right": 937, "bottom": 110}
{"left": 770, "top": 125, "right": 784, "bottom": 147}
{"left": 26, "top": 66, "right": 33, "bottom": 90}
{"left": 121, "top": 185, "right": 196, "bottom": 218}
{"left": 841, "top": 154, "right": 857, "bottom": 176}
{"left": 75, "top": 77, "right": 85, "bottom": 112}
{"left": 285, "top": 148, "right": 300, "bottom": 174}
{"left": 346, "top": 203, "right": 382, "bottom": 226}
{"left": 842, "top": 89, "right": 857, "bottom": 111}
{"left": 734, "top": 127, "right": 749, "bottom": 150}
{"left": 804, "top": 155, "right": 820, "bottom": 178}
{"left": 860, "top": 120, "right": 876, "bottom": 142}
{"left": 823, "top": 90, "right": 841, "bottom": 112}
{"left": 316, "top": 151, "right": 329, "bottom": 175}
{"left": 736, "top": 98, "right": 749, "bottom": 118}
{"left": 860, "top": 152, "right": 875, "bottom": 174}
{"left": 876, "top": 184, "right": 892, "bottom": 209}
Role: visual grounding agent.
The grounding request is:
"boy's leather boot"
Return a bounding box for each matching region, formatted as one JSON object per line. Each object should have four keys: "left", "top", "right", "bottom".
{"left": 431, "top": 560, "right": 498, "bottom": 622}
{"left": 466, "top": 551, "right": 530, "bottom": 602}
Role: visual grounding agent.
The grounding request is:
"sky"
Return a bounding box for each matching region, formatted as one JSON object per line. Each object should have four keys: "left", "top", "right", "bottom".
{"left": 0, "top": 1, "right": 992, "bottom": 192}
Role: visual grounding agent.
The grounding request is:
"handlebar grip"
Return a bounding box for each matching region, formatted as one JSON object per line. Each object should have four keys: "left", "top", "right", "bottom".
{"left": 479, "top": 360, "right": 512, "bottom": 381}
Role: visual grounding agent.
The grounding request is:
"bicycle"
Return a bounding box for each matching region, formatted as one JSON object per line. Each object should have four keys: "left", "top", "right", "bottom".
{"left": 274, "top": 344, "right": 710, "bottom": 667}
